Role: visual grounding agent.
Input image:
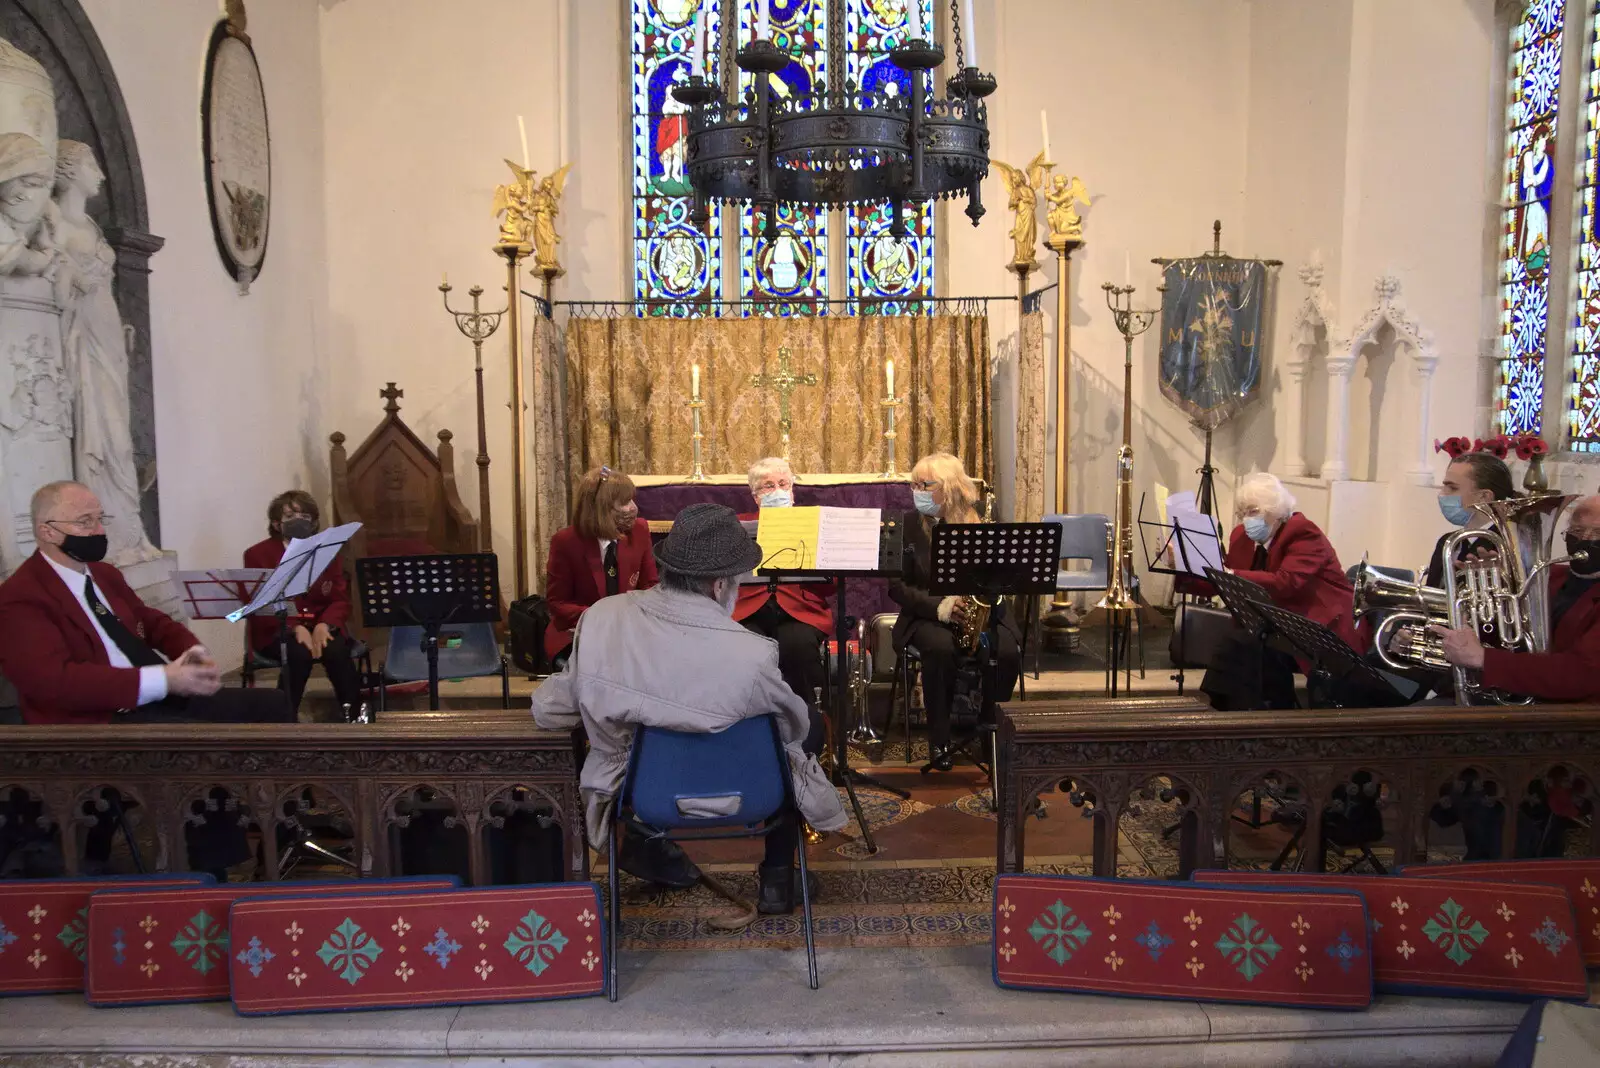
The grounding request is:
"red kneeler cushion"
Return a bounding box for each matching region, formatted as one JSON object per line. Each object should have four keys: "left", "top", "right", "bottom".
{"left": 1400, "top": 859, "right": 1600, "bottom": 967}
{"left": 85, "top": 878, "right": 458, "bottom": 1006}
{"left": 228, "top": 883, "right": 605, "bottom": 1015}
{"left": 993, "top": 874, "right": 1373, "bottom": 1009}
{"left": 1194, "top": 870, "right": 1588, "bottom": 1001}
{"left": 0, "top": 876, "right": 212, "bottom": 996}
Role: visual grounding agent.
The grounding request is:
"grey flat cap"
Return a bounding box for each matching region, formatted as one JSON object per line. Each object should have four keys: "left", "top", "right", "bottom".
{"left": 654, "top": 502, "right": 762, "bottom": 578}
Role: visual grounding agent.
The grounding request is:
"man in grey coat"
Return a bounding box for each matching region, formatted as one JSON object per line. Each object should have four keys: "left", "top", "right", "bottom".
{"left": 533, "top": 502, "right": 846, "bottom": 915}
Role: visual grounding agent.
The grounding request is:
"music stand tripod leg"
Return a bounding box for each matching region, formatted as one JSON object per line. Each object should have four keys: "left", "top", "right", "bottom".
{"left": 826, "top": 579, "right": 906, "bottom": 856}
{"left": 426, "top": 623, "right": 441, "bottom": 711}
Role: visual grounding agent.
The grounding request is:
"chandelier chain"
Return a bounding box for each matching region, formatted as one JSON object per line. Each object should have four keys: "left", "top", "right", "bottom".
{"left": 949, "top": 0, "right": 965, "bottom": 68}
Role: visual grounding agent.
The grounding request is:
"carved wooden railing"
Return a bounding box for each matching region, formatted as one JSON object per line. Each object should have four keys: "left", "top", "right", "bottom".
{"left": 0, "top": 714, "right": 584, "bottom": 885}
{"left": 999, "top": 698, "right": 1600, "bottom": 877}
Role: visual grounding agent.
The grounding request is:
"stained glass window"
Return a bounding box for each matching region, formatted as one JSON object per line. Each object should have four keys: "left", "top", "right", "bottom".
{"left": 1495, "top": 0, "right": 1565, "bottom": 435}
{"left": 632, "top": 0, "right": 722, "bottom": 316}
{"left": 1570, "top": 2, "right": 1600, "bottom": 451}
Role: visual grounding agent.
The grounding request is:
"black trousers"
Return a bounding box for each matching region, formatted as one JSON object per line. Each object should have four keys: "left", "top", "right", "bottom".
{"left": 1199, "top": 631, "right": 1298, "bottom": 711}
{"left": 741, "top": 597, "right": 827, "bottom": 707}
{"left": 902, "top": 617, "right": 1020, "bottom": 751}
{"left": 257, "top": 633, "right": 364, "bottom": 713}
{"left": 85, "top": 688, "right": 294, "bottom": 874}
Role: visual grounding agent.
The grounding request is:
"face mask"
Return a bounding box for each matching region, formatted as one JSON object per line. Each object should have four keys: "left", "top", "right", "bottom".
{"left": 1566, "top": 534, "right": 1600, "bottom": 576}
{"left": 758, "top": 490, "right": 792, "bottom": 509}
{"left": 1243, "top": 515, "right": 1272, "bottom": 545}
{"left": 1437, "top": 495, "right": 1472, "bottom": 527}
{"left": 281, "top": 517, "right": 317, "bottom": 541}
{"left": 913, "top": 489, "right": 940, "bottom": 517}
{"left": 60, "top": 532, "right": 108, "bottom": 564}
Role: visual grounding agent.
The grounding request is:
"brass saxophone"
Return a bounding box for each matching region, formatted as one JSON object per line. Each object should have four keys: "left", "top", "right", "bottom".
{"left": 948, "top": 492, "right": 996, "bottom": 654}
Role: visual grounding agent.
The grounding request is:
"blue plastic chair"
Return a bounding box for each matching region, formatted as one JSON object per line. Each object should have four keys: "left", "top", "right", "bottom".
{"left": 381, "top": 621, "right": 510, "bottom": 710}
{"left": 607, "top": 714, "right": 816, "bottom": 1000}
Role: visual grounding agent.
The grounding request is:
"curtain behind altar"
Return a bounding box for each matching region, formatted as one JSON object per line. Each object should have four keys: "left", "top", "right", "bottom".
{"left": 564, "top": 313, "right": 991, "bottom": 484}
{"left": 531, "top": 312, "right": 568, "bottom": 592}
{"left": 1015, "top": 309, "right": 1046, "bottom": 522}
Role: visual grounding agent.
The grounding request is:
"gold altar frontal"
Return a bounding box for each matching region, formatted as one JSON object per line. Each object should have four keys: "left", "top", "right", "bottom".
{"left": 632, "top": 473, "right": 911, "bottom": 487}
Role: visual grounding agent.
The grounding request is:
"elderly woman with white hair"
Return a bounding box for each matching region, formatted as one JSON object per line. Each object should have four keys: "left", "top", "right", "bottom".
{"left": 733, "top": 456, "right": 833, "bottom": 705}
{"left": 1194, "top": 471, "right": 1361, "bottom": 709}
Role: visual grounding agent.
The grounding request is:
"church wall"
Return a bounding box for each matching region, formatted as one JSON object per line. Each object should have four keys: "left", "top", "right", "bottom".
{"left": 79, "top": 0, "right": 330, "bottom": 660}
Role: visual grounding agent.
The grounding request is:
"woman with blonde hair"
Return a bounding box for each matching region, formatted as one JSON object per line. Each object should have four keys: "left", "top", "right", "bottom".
{"left": 888, "top": 453, "right": 1020, "bottom": 770}
{"left": 544, "top": 466, "right": 657, "bottom": 665}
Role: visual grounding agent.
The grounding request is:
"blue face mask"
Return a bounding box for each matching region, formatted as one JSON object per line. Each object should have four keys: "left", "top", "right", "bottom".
{"left": 1438, "top": 494, "right": 1472, "bottom": 527}
{"left": 758, "top": 489, "right": 792, "bottom": 509}
{"left": 913, "top": 489, "right": 940, "bottom": 517}
{"left": 1243, "top": 515, "right": 1272, "bottom": 544}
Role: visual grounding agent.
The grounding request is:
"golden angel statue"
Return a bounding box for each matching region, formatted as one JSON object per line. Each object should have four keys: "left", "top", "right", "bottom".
{"left": 491, "top": 159, "right": 536, "bottom": 247}
{"left": 529, "top": 163, "right": 573, "bottom": 275}
{"left": 993, "top": 151, "right": 1051, "bottom": 268}
{"left": 1045, "top": 173, "right": 1090, "bottom": 244}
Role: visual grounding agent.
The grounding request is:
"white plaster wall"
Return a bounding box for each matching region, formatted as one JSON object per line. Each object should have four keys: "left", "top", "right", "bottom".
{"left": 79, "top": 0, "right": 329, "bottom": 661}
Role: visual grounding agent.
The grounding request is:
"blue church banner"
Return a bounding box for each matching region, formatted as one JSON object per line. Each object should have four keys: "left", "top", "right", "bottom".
{"left": 1158, "top": 258, "right": 1268, "bottom": 431}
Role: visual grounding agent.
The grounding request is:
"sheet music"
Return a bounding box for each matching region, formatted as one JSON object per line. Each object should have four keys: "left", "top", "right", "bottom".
{"left": 175, "top": 569, "right": 271, "bottom": 620}
{"left": 226, "top": 522, "right": 362, "bottom": 623}
{"left": 815, "top": 507, "right": 881, "bottom": 571}
{"left": 755, "top": 507, "right": 820, "bottom": 570}
{"left": 1168, "top": 503, "right": 1223, "bottom": 577}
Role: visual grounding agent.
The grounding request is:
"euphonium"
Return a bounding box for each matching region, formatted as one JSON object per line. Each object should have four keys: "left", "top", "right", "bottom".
{"left": 1356, "top": 493, "right": 1585, "bottom": 705}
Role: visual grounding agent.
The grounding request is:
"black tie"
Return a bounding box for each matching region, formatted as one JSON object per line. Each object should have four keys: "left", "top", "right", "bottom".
{"left": 603, "top": 542, "right": 620, "bottom": 597}
{"left": 1250, "top": 545, "right": 1268, "bottom": 570}
{"left": 82, "top": 575, "right": 163, "bottom": 668}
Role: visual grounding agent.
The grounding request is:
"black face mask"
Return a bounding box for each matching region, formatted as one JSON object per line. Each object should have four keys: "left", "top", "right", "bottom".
{"left": 60, "top": 532, "right": 108, "bottom": 564}
{"left": 1565, "top": 535, "right": 1600, "bottom": 576}
{"left": 281, "top": 517, "right": 317, "bottom": 541}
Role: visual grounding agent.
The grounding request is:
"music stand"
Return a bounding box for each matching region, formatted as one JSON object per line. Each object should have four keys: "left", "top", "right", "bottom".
{"left": 227, "top": 524, "right": 361, "bottom": 696}
{"left": 1253, "top": 603, "right": 1408, "bottom": 710}
{"left": 355, "top": 553, "right": 502, "bottom": 710}
{"left": 927, "top": 523, "right": 1062, "bottom": 798}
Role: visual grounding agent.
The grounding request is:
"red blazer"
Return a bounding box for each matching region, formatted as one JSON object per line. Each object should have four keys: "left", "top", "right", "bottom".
{"left": 242, "top": 537, "right": 353, "bottom": 652}
{"left": 0, "top": 551, "right": 201, "bottom": 724}
{"left": 1482, "top": 567, "right": 1600, "bottom": 701}
{"left": 544, "top": 519, "right": 658, "bottom": 658}
{"left": 733, "top": 512, "right": 833, "bottom": 634}
{"left": 1189, "top": 512, "right": 1363, "bottom": 651}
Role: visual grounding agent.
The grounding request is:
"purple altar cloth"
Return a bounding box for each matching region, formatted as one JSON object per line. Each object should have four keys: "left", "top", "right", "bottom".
{"left": 634, "top": 481, "right": 915, "bottom": 624}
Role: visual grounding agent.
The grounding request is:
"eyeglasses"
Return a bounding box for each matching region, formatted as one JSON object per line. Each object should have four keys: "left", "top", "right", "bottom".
{"left": 912, "top": 480, "right": 938, "bottom": 491}
{"left": 1569, "top": 526, "right": 1600, "bottom": 540}
{"left": 755, "top": 478, "right": 793, "bottom": 493}
{"left": 46, "top": 514, "right": 110, "bottom": 533}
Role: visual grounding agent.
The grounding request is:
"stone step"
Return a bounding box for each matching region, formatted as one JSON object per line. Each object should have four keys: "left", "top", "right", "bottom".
{"left": 0, "top": 945, "right": 1529, "bottom": 1067}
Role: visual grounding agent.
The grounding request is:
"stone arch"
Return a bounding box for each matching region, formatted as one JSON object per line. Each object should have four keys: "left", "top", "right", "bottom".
{"left": 0, "top": 0, "right": 163, "bottom": 538}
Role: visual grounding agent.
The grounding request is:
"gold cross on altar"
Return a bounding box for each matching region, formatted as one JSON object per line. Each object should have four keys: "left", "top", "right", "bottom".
{"left": 749, "top": 347, "right": 817, "bottom": 461}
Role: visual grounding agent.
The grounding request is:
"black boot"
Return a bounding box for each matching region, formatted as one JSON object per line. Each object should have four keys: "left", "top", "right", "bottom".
{"left": 758, "top": 864, "right": 820, "bottom": 915}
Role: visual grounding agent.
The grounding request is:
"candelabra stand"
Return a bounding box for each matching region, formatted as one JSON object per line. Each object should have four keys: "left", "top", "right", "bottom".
{"left": 439, "top": 281, "right": 505, "bottom": 553}
{"left": 881, "top": 393, "right": 903, "bottom": 479}
{"left": 1039, "top": 230, "right": 1086, "bottom": 650}
{"left": 689, "top": 397, "right": 706, "bottom": 482}
{"left": 496, "top": 238, "right": 535, "bottom": 600}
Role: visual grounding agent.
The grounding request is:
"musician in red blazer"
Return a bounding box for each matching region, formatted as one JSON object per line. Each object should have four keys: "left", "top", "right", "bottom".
{"left": 0, "top": 481, "right": 291, "bottom": 726}
{"left": 735, "top": 457, "right": 832, "bottom": 703}
{"left": 1434, "top": 494, "right": 1600, "bottom": 702}
{"left": 243, "top": 490, "right": 363, "bottom": 716}
{"left": 544, "top": 467, "right": 657, "bottom": 663}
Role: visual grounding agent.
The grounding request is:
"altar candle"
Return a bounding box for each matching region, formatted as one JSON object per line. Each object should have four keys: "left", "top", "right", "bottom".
{"left": 692, "top": 363, "right": 701, "bottom": 398}
{"left": 517, "top": 115, "right": 530, "bottom": 169}
{"left": 963, "top": 0, "right": 979, "bottom": 65}
{"left": 886, "top": 358, "right": 895, "bottom": 396}
{"left": 692, "top": 9, "right": 705, "bottom": 75}
{"left": 907, "top": 0, "right": 922, "bottom": 41}
{"left": 442, "top": 271, "right": 448, "bottom": 287}
{"left": 1040, "top": 109, "right": 1051, "bottom": 162}
{"left": 757, "top": 0, "right": 770, "bottom": 40}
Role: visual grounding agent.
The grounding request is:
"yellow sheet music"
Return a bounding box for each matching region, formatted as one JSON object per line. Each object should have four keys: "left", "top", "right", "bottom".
{"left": 755, "top": 506, "right": 821, "bottom": 570}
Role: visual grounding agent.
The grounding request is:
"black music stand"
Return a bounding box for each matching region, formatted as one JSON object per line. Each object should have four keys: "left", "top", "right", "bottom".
{"left": 927, "top": 523, "right": 1062, "bottom": 797}
{"left": 1137, "top": 494, "right": 1225, "bottom": 694}
{"left": 1253, "top": 603, "right": 1408, "bottom": 710}
{"left": 355, "top": 554, "right": 502, "bottom": 710}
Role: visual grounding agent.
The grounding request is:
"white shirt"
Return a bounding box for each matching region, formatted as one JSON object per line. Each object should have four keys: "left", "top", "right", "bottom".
{"left": 42, "top": 552, "right": 169, "bottom": 706}
{"left": 597, "top": 537, "right": 615, "bottom": 560}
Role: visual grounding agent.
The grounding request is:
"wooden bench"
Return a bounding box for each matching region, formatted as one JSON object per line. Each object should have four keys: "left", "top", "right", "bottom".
{"left": 0, "top": 716, "right": 584, "bottom": 884}
{"left": 998, "top": 697, "right": 1600, "bottom": 877}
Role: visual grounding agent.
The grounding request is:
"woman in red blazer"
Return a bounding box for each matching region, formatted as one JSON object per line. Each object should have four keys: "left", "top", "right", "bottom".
{"left": 544, "top": 467, "right": 657, "bottom": 663}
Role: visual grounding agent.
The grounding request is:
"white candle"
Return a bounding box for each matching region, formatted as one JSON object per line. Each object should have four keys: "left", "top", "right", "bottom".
{"left": 442, "top": 271, "right": 448, "bottom": 287}
{"left": 1040, "top": 109, "right": 1051, "bottom": 162}
{"left": 692, "top": 363, "right": 701, "bottom": 398}
{"left": 757, "top": 0, "right": 770, "bottom": 40}
{"left": 692, "top": 8, "right": 705, "bottom": 75}
{"left": 517, "top": 115, "right": 530, "bottom": 170}
{"left": 962, "top": 0, "right": 979, "bottom": 65}
{"left": 886, "top": 358, "right": 895, "bottom": 395}
{"left": 906, "top": 0, "right": 922, "bottom": 41}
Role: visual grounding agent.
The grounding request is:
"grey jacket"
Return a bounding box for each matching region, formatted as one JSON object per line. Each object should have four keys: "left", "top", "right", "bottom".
{"left": 531, "top": 584, "right": 847, "bottom": 845}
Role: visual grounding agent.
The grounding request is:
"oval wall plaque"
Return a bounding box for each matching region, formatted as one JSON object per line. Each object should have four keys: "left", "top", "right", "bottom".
{"left": 201, "top": 2, "right": 270, "bottom": 294}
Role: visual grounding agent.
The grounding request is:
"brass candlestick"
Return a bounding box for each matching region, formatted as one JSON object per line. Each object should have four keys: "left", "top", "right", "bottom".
{"left": 689, "top": 398, "right": 706, "bottom": 482}
{"left": 439, "top": 280, "right": 505, "bottom": 553}
{"left": 1039, "top": 229, "right": 1086, "bottom": 649}
{"left": 495, "top": 238, "right": 535, "bottom": 599}
{"left": 881, "top": 393, "right": 903, "bottom": 478}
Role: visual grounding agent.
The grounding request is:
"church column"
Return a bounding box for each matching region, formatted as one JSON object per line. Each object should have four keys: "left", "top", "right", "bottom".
{"left": 105, "top": 226, "right": 166, "bottom": 543}
{"left": 1407, "top": 351, "right": 1439, "bottom": 486}
{"left": 1321, "top": 354, "right": 1355, "bottom": 481}
{"left": 1282, "top": 357, "right": 1308, "bottom": 477}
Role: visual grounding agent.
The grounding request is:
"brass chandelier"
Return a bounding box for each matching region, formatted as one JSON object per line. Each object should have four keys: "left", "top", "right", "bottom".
{"left": 672, "top": 0, "right": 995, "bottom": 239}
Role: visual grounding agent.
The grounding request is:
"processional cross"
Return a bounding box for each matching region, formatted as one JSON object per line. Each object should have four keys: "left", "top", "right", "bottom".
{"left": 749, "top": 346, "right": 817, "bottom": 461}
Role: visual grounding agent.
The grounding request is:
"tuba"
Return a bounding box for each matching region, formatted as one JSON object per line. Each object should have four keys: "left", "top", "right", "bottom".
{"left": 1355, "top": 493, "right": 1587, "bottom": 704}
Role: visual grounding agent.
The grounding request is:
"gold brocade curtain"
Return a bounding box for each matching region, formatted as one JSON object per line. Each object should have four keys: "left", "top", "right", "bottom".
{"left": 1014, "top": 309, "right": 1046, "bottom": 522}
{"left": 563, "top": 313, "right": 991, "bottom": 482}
{"left": 530, "top": 313, "right": 569, "bottom": 591}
